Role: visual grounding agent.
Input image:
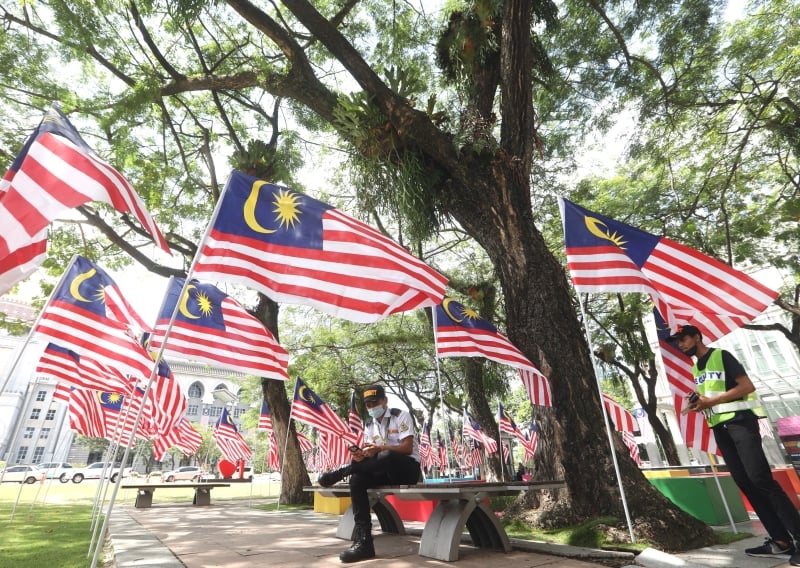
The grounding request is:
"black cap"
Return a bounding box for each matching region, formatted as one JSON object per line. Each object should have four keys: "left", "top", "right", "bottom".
{"left": 667, "top": 324, "right": 702, "bottom": 342}
{"left": 363, "top": 385, "right": 386, "bottom": 403}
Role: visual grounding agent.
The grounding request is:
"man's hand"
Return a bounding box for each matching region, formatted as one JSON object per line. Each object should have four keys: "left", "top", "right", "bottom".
{"left": 361, "top": 443, "right": 383, "bottom": 458}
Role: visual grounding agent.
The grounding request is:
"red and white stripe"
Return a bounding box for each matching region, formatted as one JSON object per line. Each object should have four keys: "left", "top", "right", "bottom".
{"left": 602, "top": 393, "right": 636, "bottom": 433}
{"left": 519, "top": 368, "right": 552, "bottom": 407}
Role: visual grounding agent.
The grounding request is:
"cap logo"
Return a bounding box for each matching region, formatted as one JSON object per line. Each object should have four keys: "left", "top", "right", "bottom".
{"left": 364, "top": 389, "right": 378, "bottom": 398}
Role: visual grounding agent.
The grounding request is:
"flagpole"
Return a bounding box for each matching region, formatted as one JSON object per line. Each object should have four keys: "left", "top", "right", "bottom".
{"left": 88, "top": 271, "right": 183, "bottom": 568}
{"left": 1, "top": 254, "right": 79, "bottom": 489}
{"left": 706, "top": 452, "right": 738, "bottom": 533}
{"left": 431, "top": 306, "right": 455, "bottom": 480}
{"left": 577, "top": 294, "right": 636, "bottom": 544}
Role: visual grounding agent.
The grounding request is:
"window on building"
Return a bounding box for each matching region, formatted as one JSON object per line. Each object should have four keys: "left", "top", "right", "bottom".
{"left": 209, "top": 406, "right": 223, "bottom": 417}
{"left": 15, "top": 446, "right": 28, "bottom": 463}
{"left": 766, "top": 338, "right": 790, "bottom": 372}
{"left": 187, "top": 404, "right": 199, "bottom": 416}
{"left": 188, "top": 382, "right": 203, "bottom": 399}
{"left": 233, "top": 407, "right": 244, "bottom": 418}
{"left": 23, "top": 427, "right": 35, "bottom": 439}
{"left": 33, "top": 447, "right": 45, "bottom": 463}
{"left": 40, "top": 428, "right": 51, "bottom": 440}
{"left": 45, "top": 409, "right": 56, "bottom": 420}
{"left": 29, "top": 408, "right": 41, "bottom": 420}
{"left": 36, "top": 390, "right": 47, "bottom": 401}
{"left": 751, "top": 343, "right": 771, "bottom": 374}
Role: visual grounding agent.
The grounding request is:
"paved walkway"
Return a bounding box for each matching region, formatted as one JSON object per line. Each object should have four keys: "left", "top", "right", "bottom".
{"left": 108, "top": 500, "right": 800, "bottom": 568}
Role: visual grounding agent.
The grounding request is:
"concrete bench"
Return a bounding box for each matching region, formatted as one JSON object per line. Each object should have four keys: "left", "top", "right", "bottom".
{"left": 122, "top": 482, "right": 231, "bottom": 508}
{"left": 305, "top": 480, "right": 564, "bottom": 561}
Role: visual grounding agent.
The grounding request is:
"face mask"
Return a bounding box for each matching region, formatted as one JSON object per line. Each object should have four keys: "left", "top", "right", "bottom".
{"left": 368, "top": 406, "right": 386, "bottom": 419}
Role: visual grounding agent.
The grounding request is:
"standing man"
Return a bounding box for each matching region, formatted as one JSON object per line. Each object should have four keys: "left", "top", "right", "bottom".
{"left": 317, "top": 384, "right": 421, "bottom": 563}
{"left": 671, "top": 324, "right": 800, "bottom": 564}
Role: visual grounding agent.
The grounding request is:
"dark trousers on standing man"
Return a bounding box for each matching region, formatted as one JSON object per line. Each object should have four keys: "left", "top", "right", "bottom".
{"left": 714, "top": 413, "right": 800, "bottom": 545}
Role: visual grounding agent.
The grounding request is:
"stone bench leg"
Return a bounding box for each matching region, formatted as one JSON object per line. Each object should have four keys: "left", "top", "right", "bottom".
{"left": 418, "top": 499, "right": 510, "bottom": 561}
{"left": 193, "top": 487, "right": 212, "bottom": 506}
{"left": 135, "top": 489, "right": 154, "bottom": 509}
{"left": 335, "top": 494, "right": 405, "bottom": 540}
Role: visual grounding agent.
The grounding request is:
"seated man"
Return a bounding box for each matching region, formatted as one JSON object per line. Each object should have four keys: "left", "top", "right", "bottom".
{"left": 318, "top": 384, "right": 421, "bottom": 563}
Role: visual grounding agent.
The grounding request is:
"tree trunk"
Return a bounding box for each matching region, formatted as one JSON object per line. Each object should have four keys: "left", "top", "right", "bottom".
{"left": 253, "top": 293, "right": 311, "bottom": 504}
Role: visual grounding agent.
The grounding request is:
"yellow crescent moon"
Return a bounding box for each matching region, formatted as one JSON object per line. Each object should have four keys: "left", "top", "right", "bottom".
{"left": 584, "top": 217, "right": 616, "bottom": 243}
{"left": 179, "top": 284, "right": 201, "bottom": 319}
{"left": 299, "top": 385, "right": 311, "bottom": 402}
{"left": 244, "top": 180, "right": 277, "bottom": 234}
{"left": 69, "top": 269, "right": 96, "bottom": 302}
{"left": 442, "top": 297, "right": 463, "bottom": 323}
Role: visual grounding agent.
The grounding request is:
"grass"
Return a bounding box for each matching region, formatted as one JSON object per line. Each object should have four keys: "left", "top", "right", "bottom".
{"left": 0, "top": 476, "right": 282, "bottom": 568}
{"left": 502, "top": 515, "right": 753, "bottom": 553}
{"left": 0, "top": 502, "right": 102, "bottom": 568}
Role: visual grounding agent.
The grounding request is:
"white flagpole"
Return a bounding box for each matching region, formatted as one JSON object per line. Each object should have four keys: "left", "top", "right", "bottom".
{"left": 707, "top": 452, "right": 738, "bottom": 533}
{"left": 430, "top": 305, "right": 455, "bottom": 480}
{"left": 577, "top": 294, "right": 636, "bottom": 544}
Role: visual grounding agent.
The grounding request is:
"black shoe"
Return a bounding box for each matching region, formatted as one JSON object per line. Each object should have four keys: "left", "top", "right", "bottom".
{"left": 745, "top": 538, "right": 793, "bottom": 557}
{"left": 318, "top": 465, "right": 352, "bottom": 487}
{"left": 791, "top": 551, "right": 800, "bottom": 566}
{"left": 340, "top": 525, "right": 375, "bottom": 563}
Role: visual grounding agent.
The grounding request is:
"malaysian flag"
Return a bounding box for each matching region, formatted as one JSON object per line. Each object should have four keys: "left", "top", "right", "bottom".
{"left": 559, "top": 197, "right": 778, "bottom": 341}
{"left": 318, "top": 430, "right": 352, "bottom": 468}
{"left": 0, "top": 106, "right": 169, "bottom": 294}
{"left": 192, "top": 170, "right": 448, "bottom": 323}
{"left": 521, "top": 422, "right": 539, "bottom": 462}
{"left": 213, "top": 408, "right": 252, "bottom": 462}
{"left": 434, "top": 298, "right": 537, "bottom": 371}
{"left": 602, "top": 394, "right": 637, "bottom": 433}
{"left": 654, "top": 309, "right": 719, "bottom": 455}
{"left": 152, "top": 418, "right": 203, "bottom": 461}
{"left": 149, "top": 278, "right": 289, "bottom": 381}
{"left": 296, "top": 431, "right": 315, "bottom": 453}
{"left": 258, "top": 399, "right": 273, "bottom": 431}
{"left": 268, "top": 431, "right": 281, "bottom": 471}
{"left": 348, "top": 391, "right": 364, "bottom": 447}
{"left": 450, "top": 429, "right": 463, "bottom": 469}
{"left": 498, "top": 403, "right": 518, "bottom": 436}
{"left": 437, "top": 431, "right": 448, "bottom": 471}
{"left": 462, "top": 409, "right": 498, "bottom": 453}
{"left": 622, "top": 430, "right": 642, "bottom": 466}
{"left": 419, "top": 424, "right": 435, "bottom": 469}
{"left": 34, "top": 256, "right": 154, "bottom": 380}
{"left": 139, "top": 356, "right": 187, "bottom": 435}
{"left": 290, "top": 378, "right": 358, "bottom": 445}
{"left": 36, "top": 342, "right": 130, "bottom": 393}
{"left": 519, "top": 367, "right": 553, "bottom": 407}
{"left": 70, "top": 390, "right": 147, "bottom": 447}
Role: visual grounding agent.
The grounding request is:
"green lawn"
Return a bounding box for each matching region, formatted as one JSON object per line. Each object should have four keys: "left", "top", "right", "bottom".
{"left": 0, "top": 477, "right": 282, "bottom": 568}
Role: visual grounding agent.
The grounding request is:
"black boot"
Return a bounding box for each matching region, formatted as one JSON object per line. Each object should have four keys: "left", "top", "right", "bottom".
{"left": 318, "top": 464, "right": 352, "bottom": 487}
{"left": 340, "top": 524, "right": 375, "bottom": 563}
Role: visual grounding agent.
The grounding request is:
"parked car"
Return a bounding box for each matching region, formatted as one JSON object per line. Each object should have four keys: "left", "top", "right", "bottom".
{"left": 162, "top": 466, "right": 205, "bottom": 482}
{"left": 70, "top": 461, "right": 133, "bottom": 483}
{"left": 0, "top": 464, "right": 42, "bottom": 484}
{"left": 37, "top": 462, "right": 73, "bottom": 483}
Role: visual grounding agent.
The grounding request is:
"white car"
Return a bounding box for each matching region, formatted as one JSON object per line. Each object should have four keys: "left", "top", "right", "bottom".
{"left": 162, "top": 466, "right": 205, "bottom": 482}
{"left": 37, "top": 461, "right": 73, "bottom": 483}
{"left": 70, "top": 461, "right": 132, "bottom": 483}
{"left": 1, "top": 464, "right": 42, "bottom": 484}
